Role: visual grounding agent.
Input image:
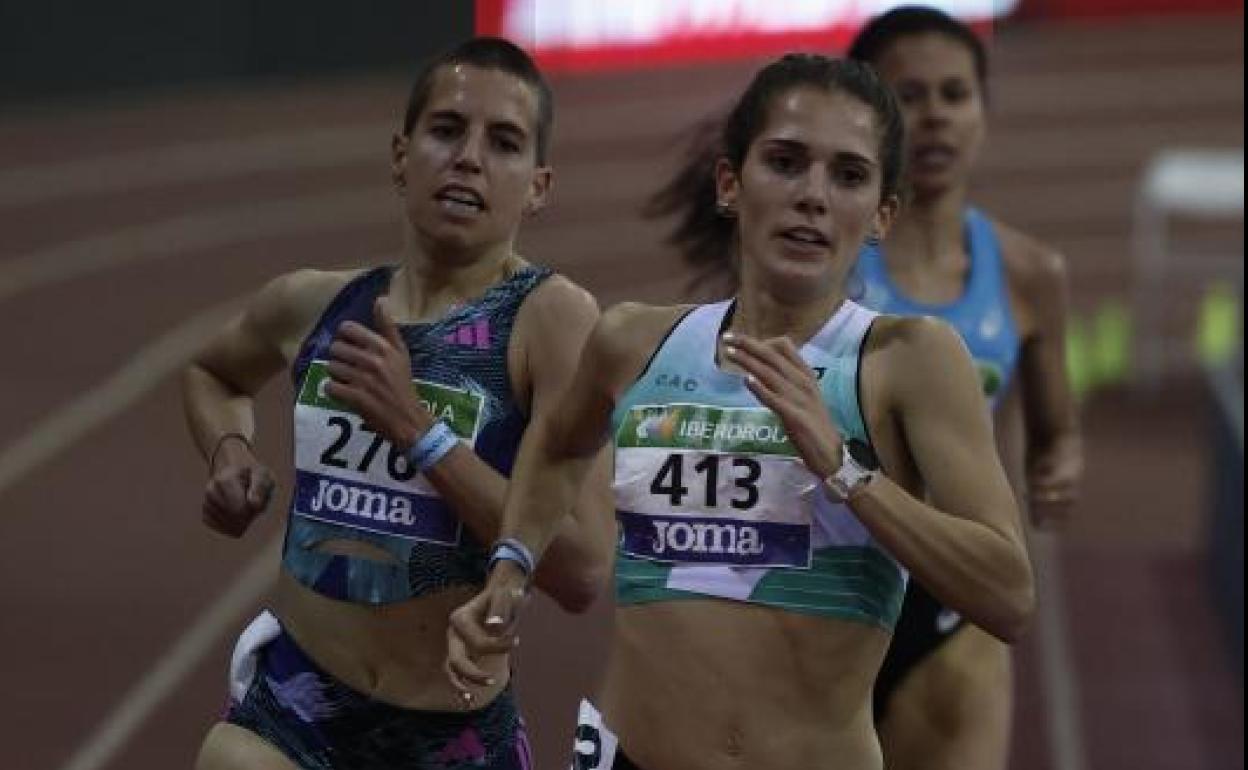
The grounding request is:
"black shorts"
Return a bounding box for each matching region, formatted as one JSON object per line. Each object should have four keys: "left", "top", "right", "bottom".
{"left": 874, "top": 580, "right": 968, "bottom": 721}
{"left": 572, "top": 699, "right": 649, "bottom": 770}
{"left": 573, "top": 748, "right": 647, "bottom": 770}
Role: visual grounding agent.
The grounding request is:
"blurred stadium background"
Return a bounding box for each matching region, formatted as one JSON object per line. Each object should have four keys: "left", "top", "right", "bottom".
{"left": 0, "top": 1, "right": 1241, "bottom": 768}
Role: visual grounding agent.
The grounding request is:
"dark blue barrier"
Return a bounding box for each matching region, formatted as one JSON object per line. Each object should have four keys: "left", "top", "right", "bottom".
{"left": 1206, "top": 349, "right": 1243, "bottom": 683}
{"left": 1, "top": 1, "right": 473, "bottom": 104}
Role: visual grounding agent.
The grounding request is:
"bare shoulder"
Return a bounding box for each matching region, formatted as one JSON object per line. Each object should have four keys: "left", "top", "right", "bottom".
{"left": 990, "top": 217, "right": 1070, "bottom": 301}
{"left": 596, "top": 301, "right": 693, "bottom": 353}
{"left": 516, "top": 272, "right": 600, "bottom": 336}
{"left": 591, "top": 301, "right": 695, "bottom": 394}
{"left": 250, "top": 267, "right": 368, "bottom": 360}
{"left": 865, "top": 314, "right": 976, "bottom": 404}
{"left": 260, "top": 267, "right": 364, "bottom": 313}
{"left": 869, "top": 313, "right": 968, "bottom": 360}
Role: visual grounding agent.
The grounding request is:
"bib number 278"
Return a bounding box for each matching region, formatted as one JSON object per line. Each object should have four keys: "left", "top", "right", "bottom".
{"left": 319, "top": 416, "right": 417, "bottom": 482}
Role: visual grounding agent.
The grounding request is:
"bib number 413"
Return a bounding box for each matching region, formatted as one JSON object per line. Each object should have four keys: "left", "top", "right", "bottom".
{"left": 649, "top": 453, "right": 760, "bottom": 510}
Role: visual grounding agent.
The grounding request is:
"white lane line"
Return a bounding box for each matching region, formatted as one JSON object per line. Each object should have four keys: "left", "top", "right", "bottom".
{"left": 10, "top": 246, "right": 383, "bottom": 768}
{"left": 0, "top": 293, "right": 264, "bottom": 770}
{"left": 57, "top": 533, "right": 282, "bottom": 770}
{"left": 0, "top": 297, "right": 265, "bottom": 770}
{"left": 0, "top": 123, "right": 389, "bottom": 209}
{"left": 0, "top": 188, "right": 391, "bottom": 303}
{"left": 0, "top": 241, "right": 384, "bottom": 493}
{"left": 0, "top": 176, "right": 665, "bottom": 307}
{"left": 1031, "top": 531, "right": 1089, "bottom": 770}
{"left": 0, "top": 298, "right": 244, "bottom": 495}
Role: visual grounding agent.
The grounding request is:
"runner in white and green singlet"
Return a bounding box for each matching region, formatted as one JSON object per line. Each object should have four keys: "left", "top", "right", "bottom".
{"left": 448, "top": 53, "right": 1035, "bottom": 770}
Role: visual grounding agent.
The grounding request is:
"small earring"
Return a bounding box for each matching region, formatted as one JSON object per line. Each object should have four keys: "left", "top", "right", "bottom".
{"left": 716, "top": 201, "right": 736, "bottom": 219}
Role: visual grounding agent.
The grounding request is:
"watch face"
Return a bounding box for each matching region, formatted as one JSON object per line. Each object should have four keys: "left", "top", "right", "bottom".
{"left": 828, "top": 477, "right": 850, "bottom": 501}
{"left": 846, "top": 438, "right": 879, "bottom": 470}
{"left": 840, "top": 466, "right": 864, "bottom": 490}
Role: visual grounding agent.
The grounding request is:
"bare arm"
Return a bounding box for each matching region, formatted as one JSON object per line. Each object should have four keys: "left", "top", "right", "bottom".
{"left": 496, "top": 303, "right": 631, "bottom": 563}
{"left": 721, "top": 318, "right": 1033, "bottom": 641}
{"left": 503, "top": 281, "right": 617, "bottom": 602}
{"left": 326, "top": 278, "right": 616, "bottom": 611}
{"left": 182, "top": 269, "right": 341, "bottom": 536}
{"left": 420, "top": 278, "right": 615, "bottom": 610}
{"left": 446, "top": 303, "right": 675, "bottom": 688}
{"left": 1016, "top": 248, "right": 1083, "bottom": 526}
{"left": 852, "top": 318, "right": 1034, "bottom": 641}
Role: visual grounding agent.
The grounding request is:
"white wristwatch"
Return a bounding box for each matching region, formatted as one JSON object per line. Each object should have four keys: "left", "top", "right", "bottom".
{"left": 825, "top": 441, "right": 876, "bottom": 501}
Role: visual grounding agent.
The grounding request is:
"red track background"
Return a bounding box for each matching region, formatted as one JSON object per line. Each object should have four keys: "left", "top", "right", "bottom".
{"left": 0, "top": 15, "right": 1241, "bottom": 770}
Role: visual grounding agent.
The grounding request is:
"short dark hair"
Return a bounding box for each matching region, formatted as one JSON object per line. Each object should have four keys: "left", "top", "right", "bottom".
{"left": 847, "top": 6, "right": 988, "bottom": 88}
{"left": 401, "top": 37, "right": 554, "bottom": 164}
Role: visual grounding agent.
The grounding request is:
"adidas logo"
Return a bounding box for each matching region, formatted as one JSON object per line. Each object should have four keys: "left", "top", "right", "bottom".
{"left": 444, "top": 318, "right": 491, "bottom": 350}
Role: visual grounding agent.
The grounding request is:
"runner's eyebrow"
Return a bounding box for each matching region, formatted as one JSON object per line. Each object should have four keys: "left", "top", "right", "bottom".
{"left": 760, "top": 138, "right": 878, "bottom": 168}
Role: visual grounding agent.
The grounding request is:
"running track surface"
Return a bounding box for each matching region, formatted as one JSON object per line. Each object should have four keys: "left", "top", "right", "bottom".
{"left": 0, "top": 16, "right": 1241, "bottom": 770}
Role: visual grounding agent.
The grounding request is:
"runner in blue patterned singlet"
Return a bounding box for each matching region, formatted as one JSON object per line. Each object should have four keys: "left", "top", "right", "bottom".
{"left": 642, "top": 11, "right": 1083, "bottom": 769}
{"left": 447, "top": 54, "right": 1035, "bottom": 770}
{"left": 182, "top": 38, "right": 614, "bottom": 770}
